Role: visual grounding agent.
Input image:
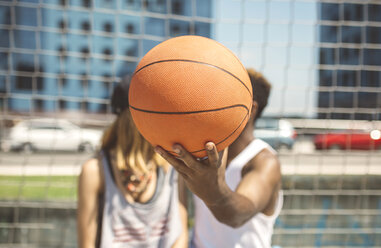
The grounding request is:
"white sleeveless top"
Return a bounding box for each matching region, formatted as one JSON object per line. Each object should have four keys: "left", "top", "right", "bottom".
{"left": 191, "top": 139, "right": 283, "bottom": 248}
{"left": 99, "top": 152, "right": 182, "bottom": 248}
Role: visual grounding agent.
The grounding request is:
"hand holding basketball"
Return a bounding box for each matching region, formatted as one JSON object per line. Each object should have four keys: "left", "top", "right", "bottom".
{"left": 129, "top": 35, "right": 252, "bottom": 157}
{"left": 155, "top": 142, "right": 230, "bottom": 206}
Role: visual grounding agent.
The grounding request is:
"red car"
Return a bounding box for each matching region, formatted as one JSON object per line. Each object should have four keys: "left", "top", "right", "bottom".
{"left": 314, "top": 129, "right": 381, "bottom": 150}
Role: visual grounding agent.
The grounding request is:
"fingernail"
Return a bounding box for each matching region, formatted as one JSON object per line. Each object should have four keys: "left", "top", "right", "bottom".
{"left": 173, "top": 146, "right": 180, "bottom": 154}
{"left": 206, "top": 142, "right": 213, "bottom": 151}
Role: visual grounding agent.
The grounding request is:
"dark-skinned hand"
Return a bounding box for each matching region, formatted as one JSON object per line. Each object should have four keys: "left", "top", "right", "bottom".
{"left": 155, "top": 142, "right": 230, "bottom": 206}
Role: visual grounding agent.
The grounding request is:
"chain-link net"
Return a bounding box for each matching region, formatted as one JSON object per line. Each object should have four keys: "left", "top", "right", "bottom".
{"left": 0, "top": 0, "right": 380, "bottom": 247}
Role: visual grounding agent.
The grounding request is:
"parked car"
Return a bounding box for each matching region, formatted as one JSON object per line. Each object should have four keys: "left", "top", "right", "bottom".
{"left": 1, "top": 118, "right": 103, "bottom": 153}
{"left": 254, "top": 118, "right": 297, "bottom": 150}
{"left": 314, "top": 129, "right": 381, "bottom": 150}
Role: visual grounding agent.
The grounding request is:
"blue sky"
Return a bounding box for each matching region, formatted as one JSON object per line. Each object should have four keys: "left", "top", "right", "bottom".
{"left": 213, "top": 0, "right": 318, "bottom": 117}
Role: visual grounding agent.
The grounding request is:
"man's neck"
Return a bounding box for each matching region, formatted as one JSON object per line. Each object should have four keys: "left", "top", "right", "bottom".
{"left": 227, "top": 127, "right": 255, "bottom": 165}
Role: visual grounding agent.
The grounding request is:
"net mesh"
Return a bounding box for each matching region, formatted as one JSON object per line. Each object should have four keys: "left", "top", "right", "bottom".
{"left": 0, "top": 0, "right": 380, "bottom": 247}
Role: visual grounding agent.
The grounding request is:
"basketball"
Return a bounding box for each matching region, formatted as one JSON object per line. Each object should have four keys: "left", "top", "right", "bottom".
{"left": 129, "top": 35, "right": 253, "bottom": 158}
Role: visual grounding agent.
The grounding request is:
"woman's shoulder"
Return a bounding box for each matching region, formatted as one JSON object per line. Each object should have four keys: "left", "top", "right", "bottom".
{"left": 79, "top": 156, "right": 104, "bottom": 191}
{"left": 82, "top": 157, "right": 102, "bottom": 175}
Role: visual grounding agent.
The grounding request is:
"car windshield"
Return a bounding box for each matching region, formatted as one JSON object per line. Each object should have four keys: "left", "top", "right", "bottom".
{"left": 255, "top": 118, "right": 279, "bottom": 130}
{"left": 24, "top": 119, "right": 78, "bottom": 131}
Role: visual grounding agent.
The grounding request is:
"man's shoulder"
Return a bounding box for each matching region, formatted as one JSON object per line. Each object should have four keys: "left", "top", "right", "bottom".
{"left": 255, "top": 147, "right": 279, "bottom": 163}
{"left": 242, "top": 147, "right": 281, "bottom": 175}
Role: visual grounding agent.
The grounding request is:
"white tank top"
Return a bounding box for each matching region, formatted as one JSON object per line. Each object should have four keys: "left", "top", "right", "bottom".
{"left": 99, "top": 151, "right": 182, "bottom": 248}
{"left": 191, "top": 139, "right": 283, "bottom": 248}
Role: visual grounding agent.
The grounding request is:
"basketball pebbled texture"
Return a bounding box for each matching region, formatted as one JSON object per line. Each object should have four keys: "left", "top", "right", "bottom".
{"left": 129, "top": 35, "right": 253, "bottom": 158}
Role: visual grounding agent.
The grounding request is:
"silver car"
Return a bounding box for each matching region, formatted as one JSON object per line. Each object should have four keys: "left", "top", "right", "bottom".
{"left": 254, "top": 118, "right": 297, "bottom": 150}
{"left": 2, "top": 118, "right": 103, "bottom": 153}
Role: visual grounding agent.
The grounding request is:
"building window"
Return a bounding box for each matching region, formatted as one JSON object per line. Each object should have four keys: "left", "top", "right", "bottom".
{"left": 81, "top": 101, "right": 89, "bottom": 111}
{"left": 319, "top": 48, "right": 336, "bottom": 65}
{"left": 319, "top": 69, "right": 334, "bottom": 87}
{"left": 171, "top": 24, "right": 180, "bottom": 35}
{"left": 82, "top": 0, "right": 91, "bottom": 8}
{"left": 358, "top": 92, "right": 377, "bottom": 108}
{"left": 0, "top": 52, "right": 7, "bottom": 71}
{"left": 172, "top": 1, "right": 182, "bottom": 15}
{"left": 98, "top": 103, "right": 107, "bottom": 113}
{"left": 34, "top": 99, "right": 44, "bottom": 111}
{"left": 339, "top": 48, "right": 360, "bottom": 65}
{"left": 126, "top": 23, "right": 135, "bottom": 34}
{"left": 81, "top": 47, "right": 90, "bottom": 60}
{"left": 170, "top": 20, "right": 189, "bottom": 36}
{"left": 143, "top": 0, "right": 149, "bottom": 9}
{"left": 81, "top": 21, "right": 91, "bottom": 31}
{"left": 36, "top": 77, "right": 43, "bottom": 91}
{"left": 343, "top": 3, "right": 363, "bottom": 22}
{"left": 366, "top": 27, "right": 381, "bottom": 44}
{"left": 103, "top": 74, "right": 112, "bottom": 82}
{"left": 320, "top": 25, "right": 338, "bottom": 43}
{"left": 363, "top": 49, "right": 381, "bottom": 66}
{"left": 15, "top": 64, "right": 43, "bottom": 91}
{"left": 320, "top": 3, "right": 339, "bottom": 21}
{"left": 334, "top": 91, "right": 354, "bottom": 108}
{"left": 103, "top": 48, "right": 112, "bottom": 56}
{"left": 16, "top": 63, "right": 34, "bottom": 73}
{"left": 188, "top": 24, "right": 194, "bottom": 35}
{"left": 58, "top": 45, "right": 67, "bottom": 59}
{"left": 368, "top": 4, "right": 381, "bottom": 22}
{"left": 60, "top": 76, "right": 67, "bottom": 88}
{"left": 361, "top": 70, "right": 380, "bottom": 87}
{"left": 341, "top": 26, "right": 361, "bottom": 44}
{"left": 103, "top": 22, "right": 113, "bottom": 33}
{"left": 16, "top": 76, "right": 32, "bottom": 90}
{"left": 58, "top": 20, "right": 67, "bottom": 30}
{"left": 81, "top": 78, "right": 88, "bottom": 89}
{"left": 0, "top": 79, "right": 5, "bottom": 93}
{"left": 318, "top": 91, "right": 330, "bottom": 108}
{"left": 58, "top": 45, "right": 66, "bottom": 54}
{"left": 81, "top": 47, "right": 90, "bottom": 54}
{"left": 15, "top": 75, "right": 43, "bottom": 91}
{"left": 59, "top": 99, "right": 66, "bottom": 110}
{"left": 144, "top": 17, "right": 165, "bottom": 36}
{"left": 125, "top": 48, "right": 137, "bottom": 57}
{"left": 337, "top": 70, "right": 358, "bottom": 87}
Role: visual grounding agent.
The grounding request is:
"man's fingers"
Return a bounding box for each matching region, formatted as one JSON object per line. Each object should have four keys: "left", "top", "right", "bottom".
{"left": 205, "top": 142, "right": 219, "bottom": 168}
{"left": 154, "top": 146, "right": 189, "bottom": 176}
{"left": 218, "top": 148, "right": 228, "bottom": 169}
{"left": 172, "top": 144, "right": 198, "bottom": 168}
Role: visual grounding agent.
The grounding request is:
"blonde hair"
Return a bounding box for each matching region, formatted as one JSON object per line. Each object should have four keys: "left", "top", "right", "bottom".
{"left": 101, "top": 109, "right": 167, "bottom": 173}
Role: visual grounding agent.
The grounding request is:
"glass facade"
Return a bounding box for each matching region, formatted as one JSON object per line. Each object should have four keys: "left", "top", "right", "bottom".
{"left": 0, "top": 0, "right": 213, "bottom": 113}
{"left": 318, "top": 2, "right": 381, "bottom": 120}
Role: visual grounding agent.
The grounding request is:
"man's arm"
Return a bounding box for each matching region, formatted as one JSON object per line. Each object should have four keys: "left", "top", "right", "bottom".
{"left": 155, "top": 142, "right": 281, "bottom": 228}
{"left": 209, "top": 149, "right": 281, "bottom": 227}
{"left": 77, "top": 159, "right": 103, "bottom": 248}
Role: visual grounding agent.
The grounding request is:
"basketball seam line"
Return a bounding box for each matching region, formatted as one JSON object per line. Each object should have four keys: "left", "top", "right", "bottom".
{"left": 164, "top": 110, "right": 250, "bottom": 155}
{"left": 190, "top": 110, "right": 250, "bottom": 153}
{"left": 129, "top": 104, "right": 249, "bottom": 115}
{"left": 133, "top": 59, "right": 252, "bottom": 98}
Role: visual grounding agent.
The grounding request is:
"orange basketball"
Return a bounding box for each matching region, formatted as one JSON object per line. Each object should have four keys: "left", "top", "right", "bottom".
{"left": 129, "top": 35, "right": 252, "bottom": 158}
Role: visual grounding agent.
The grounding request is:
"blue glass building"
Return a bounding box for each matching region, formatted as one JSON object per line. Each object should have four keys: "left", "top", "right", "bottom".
{"left": 318, "top": 2, "right": 381, "bottom": 120}
{"left": 0, "top": 0, "right": 213, "bottom": 113}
